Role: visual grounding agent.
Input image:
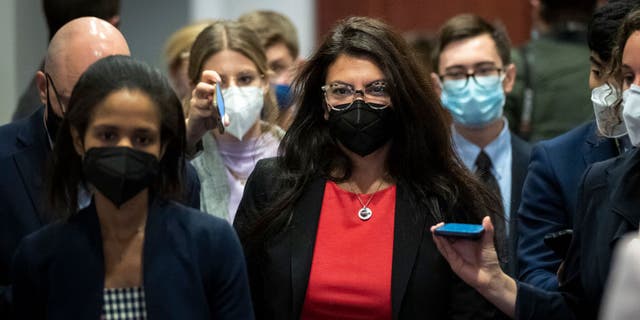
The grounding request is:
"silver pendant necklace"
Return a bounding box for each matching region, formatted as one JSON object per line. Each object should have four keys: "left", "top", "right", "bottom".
{"left": 350, "top": 180, "right": 384, "bottom": 221}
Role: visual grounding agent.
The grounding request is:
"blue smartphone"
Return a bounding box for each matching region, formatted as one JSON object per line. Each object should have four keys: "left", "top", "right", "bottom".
{"left": 214, "top": 83, "right": 225, "bottom": 134}
{"left": 434, "top": 223, "right": 484, "bottom": 240}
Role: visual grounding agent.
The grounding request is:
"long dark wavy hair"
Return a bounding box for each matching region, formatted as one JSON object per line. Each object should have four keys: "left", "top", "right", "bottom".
{"left": 604, "top": 8, "right": 640, "bottom": 128}
{"left": 48, "top": 55, "right": 186, "bottom": 219}
{"left": 244, "top": 16, "right": 501, "bottom": 242}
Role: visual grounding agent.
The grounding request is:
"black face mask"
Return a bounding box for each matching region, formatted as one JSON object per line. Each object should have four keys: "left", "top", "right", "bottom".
{"left": 82, "top": 147, "right": 160, "bottom": 208}
{"left": 328, "top": 100, "right": 395, "bottom": 157}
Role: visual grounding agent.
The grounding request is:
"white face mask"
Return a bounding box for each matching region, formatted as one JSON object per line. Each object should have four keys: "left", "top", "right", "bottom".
{"left": 222, "top": 86, "right": 264, "bottom": 140}
{"left": 622, "top": 84, "right": 640, "bottom": 146}
{"left": 592, "top": 84, "right": 626, "bottom": 138}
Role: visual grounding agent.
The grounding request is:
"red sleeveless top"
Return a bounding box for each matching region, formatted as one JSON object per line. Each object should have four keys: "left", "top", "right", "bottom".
{"left": 301, "top": 181, "right": 396, "bottom": 320}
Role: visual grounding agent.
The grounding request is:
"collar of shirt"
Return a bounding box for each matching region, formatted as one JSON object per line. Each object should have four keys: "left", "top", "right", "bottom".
{"left": 452, "top": 117, "right": 511, "bottom": 179}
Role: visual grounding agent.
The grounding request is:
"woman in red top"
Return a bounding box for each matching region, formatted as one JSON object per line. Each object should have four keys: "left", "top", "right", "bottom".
{"left": 234, "top": 16, "right": 500, "bottom": 320}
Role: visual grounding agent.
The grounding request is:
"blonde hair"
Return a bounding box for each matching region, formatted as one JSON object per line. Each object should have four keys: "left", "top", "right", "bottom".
{"left": 163, "top": 20, "right": 214, "bottom": 75}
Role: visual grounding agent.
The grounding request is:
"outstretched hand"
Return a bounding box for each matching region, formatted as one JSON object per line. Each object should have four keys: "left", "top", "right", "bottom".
{"left": 431, "top": 216, "right": 503, "bottom": 291}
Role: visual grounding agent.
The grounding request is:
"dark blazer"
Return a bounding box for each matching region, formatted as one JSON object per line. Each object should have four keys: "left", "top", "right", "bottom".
{"left": 516, "top": 121, "right": 620, "bottom": 290}
{"left": 11, "top": 198, "right": 254, "bottom": 319}
{"left": 0, "top": 107, "right": 202, "bottom": 316}
{"left": 234, "top": 158, "right": 496, "bottom": 320}
{"left": 516, "top": 146, "right": 640, "bottom": 320}
{"left": 505, "top": 133, "right": 532, "bottom": 277}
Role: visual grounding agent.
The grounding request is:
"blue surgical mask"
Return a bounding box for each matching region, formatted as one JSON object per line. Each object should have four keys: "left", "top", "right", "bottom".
{"left": 440, "top": 75, "right": 505, "bottom": 127}
{"left": 273, "top": 83, "right": 292, "bottom": 110}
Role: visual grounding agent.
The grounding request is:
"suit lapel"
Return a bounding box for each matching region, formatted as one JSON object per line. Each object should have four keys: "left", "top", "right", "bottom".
{"left": 391, "top": 183, "right": 428, "bottom": 320}
{"left": 582, "top": 122, "right": 618, "bottom": 166}
{"left": 143, "top": 198, "right": 180, "bottom": 319}
{"left": 13, "top": 107, "right": 50, "bottom": 224}
{"left": 509, "top": 135, "right": 529, "bottom": 218}
{"left": 289, "top": 176, "right": 326, "bottom": 319}
{"left": 508, "top": 134, "right": 531, "bottom": 276}
{"left": 285, "top": 180, "right": 431, "bottom": 319}
{"left": 54, "top": 203, "right": 105, "bottom": 318}
{"left": 608, "top": 149, "right": 640, "bottom": 233}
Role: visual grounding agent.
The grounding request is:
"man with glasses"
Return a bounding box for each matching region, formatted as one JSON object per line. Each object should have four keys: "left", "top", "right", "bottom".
{"left": 0, "top": 17, "right": 131, "bottom": 316}
{"left": 430, "top": 14, "right": 531, "bottom": 280}
{"left": 12, "top": 0, "right": 122, "bottom": 122}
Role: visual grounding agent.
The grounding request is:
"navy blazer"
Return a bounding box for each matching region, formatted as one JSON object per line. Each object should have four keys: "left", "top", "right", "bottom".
{"left": 516, "top": 121, "right": 620, "bottom": 290}
{"left": 0, "top": 107, "right": 202, "bottom": 315}
{"left": 234, "top": 158, "right": 496, "bottom": 320}
{"left": 515, "top": 146, "right": 640, "bottom": 320}
{"left": 11, "top": 198, "right": 254, "bottom": 319}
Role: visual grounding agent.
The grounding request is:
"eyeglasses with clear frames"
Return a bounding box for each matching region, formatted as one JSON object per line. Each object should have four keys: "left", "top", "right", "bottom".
{"left": 439, "top": 65, "right": 503, "bottom": 92}
{"left": 321, "top": 81, "right": 391, "bottom": 111}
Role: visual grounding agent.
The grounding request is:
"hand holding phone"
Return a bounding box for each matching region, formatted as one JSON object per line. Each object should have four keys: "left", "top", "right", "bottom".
{"left": 433, "top": 223, "right": 485, "bottom": 240}
{"left": 185, "top": 71, "right": 221, "bottom": 147}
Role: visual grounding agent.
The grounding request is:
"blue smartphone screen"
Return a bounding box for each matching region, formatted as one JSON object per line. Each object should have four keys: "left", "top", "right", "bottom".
{"left": 216, "top": 83, "right": 225, "bottom": 117}
{"left": 434, "top": 223, "right": 484, "bottom": 239}
{"left": 214, "top": 83, "right": 226, "bottom": 134}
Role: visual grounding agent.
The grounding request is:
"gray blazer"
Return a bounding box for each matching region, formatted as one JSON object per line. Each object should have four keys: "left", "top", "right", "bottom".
{"left": 192, "top": 124, "right": 284, "bottom": 220}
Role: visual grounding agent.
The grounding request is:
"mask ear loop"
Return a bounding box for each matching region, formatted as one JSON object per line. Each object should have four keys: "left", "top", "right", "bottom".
{"left": 436, "top": 77, "right": 445, "bottom": 90}
{"left": 45, "top": 75, "right": 53, "bottom": 112}
{"left": 45, "top": 72, "right": 67, "bottom": 115}
{"left": 604, "top": 84, "right": 625, "bottom": 138}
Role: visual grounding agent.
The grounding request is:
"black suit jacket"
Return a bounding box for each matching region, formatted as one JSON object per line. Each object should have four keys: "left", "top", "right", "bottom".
{"left": 516, "top": 147, "right": 640, "bottom": 320}
{"left": 506, "top": 133, "right": 532, "bottom": 277}
{"left": 0, "top": 107, "right": 202, "bottom": 316}
{"left": 234, "top": 158, "right": 496, "bottom": 320}
{"left": 0, "top": 107, "right": 50, "bottom": 314}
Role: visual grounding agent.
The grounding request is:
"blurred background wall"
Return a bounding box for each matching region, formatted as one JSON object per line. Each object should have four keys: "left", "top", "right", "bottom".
{"left": 318, "top": 0, "right": 532, "bottom": 45}
{"left": 0, "top": 0, "right": 532, "bottom": 125}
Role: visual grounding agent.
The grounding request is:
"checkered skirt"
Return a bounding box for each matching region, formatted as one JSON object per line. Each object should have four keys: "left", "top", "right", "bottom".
{"left": 101, "top": 287, "right": 147, "bottom": 319}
